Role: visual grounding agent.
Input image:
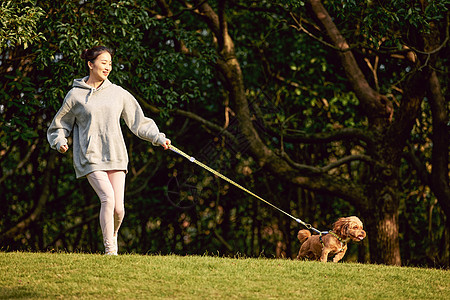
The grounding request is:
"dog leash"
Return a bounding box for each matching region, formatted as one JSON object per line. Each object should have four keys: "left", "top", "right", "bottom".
{"left": 168, "top": 144, "right": 324, "bottom": 234}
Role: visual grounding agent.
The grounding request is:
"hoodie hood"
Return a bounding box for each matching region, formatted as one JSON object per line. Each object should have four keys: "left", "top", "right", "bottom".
{"left": 73, "top": 76, "right": 113, "bottom": 90}
{"left": 73, "top": 76, "right": 113, "bottom": 102}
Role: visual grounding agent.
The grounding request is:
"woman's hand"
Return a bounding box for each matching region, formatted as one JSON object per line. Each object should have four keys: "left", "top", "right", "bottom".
{"left": 59, "top": 144, "right": 69, "bottom": 153}
{"left": 162, "top": 139, "right": 171, "bottom": 150}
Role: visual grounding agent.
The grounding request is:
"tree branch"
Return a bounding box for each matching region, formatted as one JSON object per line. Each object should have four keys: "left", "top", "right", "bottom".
{"left": 218, "top": 0, "right": 227, "bottom": 52}
{"left": 45, "top": 214, "right": 99, "bottom": 249}
{"left": 213, "top": 229, "right": 233, "bottom": 252}
{"left": 192, "top": 0, "right": 221, "bottom": 40}
{"left": 127, "top": 159, "right": 163, "bottom": 196}
{"left": 0, "top": 151, "right": 56, "bottom": 242}
{"left": 402, "top": 144, "right": 431, "bottom": 186}
{"left": 0, "top": 139, "right": 38, "bottom": 184}
{"left": 428, "top": 69, "right": 450, "bottom": 220}
{"left": 276, "top": 127, "right": 374, "bottom": 146}
{"left": 187, "top": 0, "right": 366, "bottom": 206}
{"left": 154, "top": 0, "right": 192, "bottom": 54}
{"left": 135, "top": 93, "right": 239, "bottom": 145}
{"left": 308, "top": 0, "right": 393, "bottom": 127}
{"left": 281, "top": 151, "right": 374, "bottom": 174}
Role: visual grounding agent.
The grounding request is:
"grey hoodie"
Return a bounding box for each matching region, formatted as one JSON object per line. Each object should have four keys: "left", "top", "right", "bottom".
{"left": 47, "top": 77, "right": 168, "bottom": 178}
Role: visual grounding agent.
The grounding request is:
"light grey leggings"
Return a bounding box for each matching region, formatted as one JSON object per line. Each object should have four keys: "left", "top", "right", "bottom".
{"left": 87, "top": 170, "right": 126, "bottom": 253}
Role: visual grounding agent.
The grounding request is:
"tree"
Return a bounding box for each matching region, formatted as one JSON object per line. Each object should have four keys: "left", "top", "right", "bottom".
{"left": 1, "top": 0, "right": 448, "bottom": 266}
{"left": 0, "top": 0, "right": 45, "bottom": 51}
{"left": 150, "top": 0, "right": 448, "bottom": 265}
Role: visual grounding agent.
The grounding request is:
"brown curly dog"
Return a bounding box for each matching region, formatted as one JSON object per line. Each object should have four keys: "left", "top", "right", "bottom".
{"left": 296, "top": 216, "right": 366, "bottom": 262}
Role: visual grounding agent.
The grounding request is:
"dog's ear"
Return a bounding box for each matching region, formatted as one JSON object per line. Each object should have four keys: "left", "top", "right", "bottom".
{"left": 333, "top": 217, "right": 349, "bottom": 236}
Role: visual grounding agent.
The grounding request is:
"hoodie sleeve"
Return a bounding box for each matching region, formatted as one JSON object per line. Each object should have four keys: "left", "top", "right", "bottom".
{"left": 121, "top": 90, "right": 167, "bottom": 146}
{"left": 47, "top": 96, "right": 75, "bottom": 152}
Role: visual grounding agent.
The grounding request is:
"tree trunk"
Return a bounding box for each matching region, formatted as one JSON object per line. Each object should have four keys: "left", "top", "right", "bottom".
{"left": 365, "top": 175, "right": 402, "bottom": 265}
{"left": 372, "top": 211, "right": 401, "bottom": 265}
{"left": 361, "top": 136, "right": 402, "bottom": 265}
{"left": 308, "top": 0, "right": 403, "bottom": 265}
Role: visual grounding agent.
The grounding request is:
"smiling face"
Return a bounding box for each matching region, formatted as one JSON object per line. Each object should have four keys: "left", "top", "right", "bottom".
{"left": 87, "top": 51, "right": 112, "bottom": 82}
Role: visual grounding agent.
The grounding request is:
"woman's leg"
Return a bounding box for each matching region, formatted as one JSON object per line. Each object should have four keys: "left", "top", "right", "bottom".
{"left": 107, "top": 170, "right": 126, "bottom": 252}
{"left": 87, "top": 171, "right": 116, "bottom": 254}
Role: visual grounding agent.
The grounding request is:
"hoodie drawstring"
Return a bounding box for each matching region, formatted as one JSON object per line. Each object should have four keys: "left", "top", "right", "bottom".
{"left": 86, "top": 88, "right": 95, "bottom": 103}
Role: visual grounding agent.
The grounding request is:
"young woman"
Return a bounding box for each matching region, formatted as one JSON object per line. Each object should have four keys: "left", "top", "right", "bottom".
{"left": 47, "top": 46, "right": 171, "bottom": 255}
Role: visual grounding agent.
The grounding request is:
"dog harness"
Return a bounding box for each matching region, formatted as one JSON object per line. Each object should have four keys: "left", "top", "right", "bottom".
{"left": 319, "top": 231, "right": 347, "bottom": 252}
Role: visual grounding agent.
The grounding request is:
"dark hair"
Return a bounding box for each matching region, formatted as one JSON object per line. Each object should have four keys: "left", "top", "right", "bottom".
{"left": 81, "top": 46, "right": 114, "bottom": 73}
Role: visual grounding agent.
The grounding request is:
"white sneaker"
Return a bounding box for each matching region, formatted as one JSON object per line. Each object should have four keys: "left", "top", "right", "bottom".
{"left": 104, "top": 238, "right": 117, "bottom": 255}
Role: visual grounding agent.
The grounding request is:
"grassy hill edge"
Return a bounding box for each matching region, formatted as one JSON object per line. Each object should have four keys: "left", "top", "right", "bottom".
{"left": 0, "top": 252, "right": 449, "bottom": 299}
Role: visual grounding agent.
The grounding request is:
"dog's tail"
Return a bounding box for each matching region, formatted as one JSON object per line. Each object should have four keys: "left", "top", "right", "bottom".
{"left": 297, "top": 229, "right": 311, "bottom": 244}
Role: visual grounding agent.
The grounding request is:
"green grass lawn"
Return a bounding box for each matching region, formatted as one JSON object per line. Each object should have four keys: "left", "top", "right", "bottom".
{"left": 0, "top": 252, "right": 448, "bottom": 299}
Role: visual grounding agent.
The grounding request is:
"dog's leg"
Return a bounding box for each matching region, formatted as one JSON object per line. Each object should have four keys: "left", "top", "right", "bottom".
{"left": 297, "top": 244, "right": 309, "bottom": 260}
{"left": 332, "top": 250, "right": 347, "bottom": 262}
{"left": 320, "top": 248, "right": 330, "bottom": 262}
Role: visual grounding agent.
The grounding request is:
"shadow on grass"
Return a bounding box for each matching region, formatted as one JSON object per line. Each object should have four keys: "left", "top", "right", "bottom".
{"left": 0, "top": 286, "right": 38, "bottom": 299}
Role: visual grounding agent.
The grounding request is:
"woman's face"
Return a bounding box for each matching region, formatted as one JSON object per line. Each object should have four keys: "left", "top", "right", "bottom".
{"left": 88, "top": 51, "right": 112, "bottom": 81}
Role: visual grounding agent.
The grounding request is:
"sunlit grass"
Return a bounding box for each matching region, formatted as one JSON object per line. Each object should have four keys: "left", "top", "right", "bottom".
{"left": 0, "top": 252, "right": 448, "bottom": 299}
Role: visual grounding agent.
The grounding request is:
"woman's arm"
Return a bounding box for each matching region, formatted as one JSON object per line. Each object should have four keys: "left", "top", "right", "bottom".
{"left": 47, "top": 97, "right": 75, "bottom": 153}
{"left": 121, "top": 90, "right": 170, "bottom": 147}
